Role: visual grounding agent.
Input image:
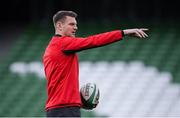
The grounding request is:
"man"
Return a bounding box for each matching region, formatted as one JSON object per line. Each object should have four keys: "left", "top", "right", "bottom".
{"left": 43, "top": 10, "right": 148, "bottom": 117}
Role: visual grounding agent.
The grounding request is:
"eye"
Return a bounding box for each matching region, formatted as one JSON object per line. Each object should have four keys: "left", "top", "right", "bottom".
{"left": 69, "top": 23, "right": 74, "bottom": 25}
{"left": 69, "top": 22, "right": 77, "bottom": 27}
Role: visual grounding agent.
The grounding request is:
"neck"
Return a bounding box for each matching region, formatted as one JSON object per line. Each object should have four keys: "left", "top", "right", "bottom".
{"left": 55, "top": 31, "right": 62, "bottom": 35}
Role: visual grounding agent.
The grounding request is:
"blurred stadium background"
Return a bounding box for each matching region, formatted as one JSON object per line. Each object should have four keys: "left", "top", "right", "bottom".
{"left": 0, "top": 0, "right": 180, "bottom": 117}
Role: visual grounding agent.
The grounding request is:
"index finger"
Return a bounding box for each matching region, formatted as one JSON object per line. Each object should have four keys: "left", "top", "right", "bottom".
{"left": 140, "top": 28, "right": 149, "bottom": 31}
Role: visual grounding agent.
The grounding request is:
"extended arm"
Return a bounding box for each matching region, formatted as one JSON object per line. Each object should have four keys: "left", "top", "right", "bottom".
{"left": 62, "top": 28, "right": 149, "bottom": 54}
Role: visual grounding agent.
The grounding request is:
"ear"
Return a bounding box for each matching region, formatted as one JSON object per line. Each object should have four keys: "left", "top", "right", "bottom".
{"left": 56, "top": 22, "right": 63, "bottom": 31}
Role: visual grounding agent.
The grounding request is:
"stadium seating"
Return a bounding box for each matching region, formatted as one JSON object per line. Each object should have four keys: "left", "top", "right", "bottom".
{"left": 0, "top": 23, "right": 180, "bottom": 117}
{"left": 79, "top": 61, "right": 180, "bottom": 117}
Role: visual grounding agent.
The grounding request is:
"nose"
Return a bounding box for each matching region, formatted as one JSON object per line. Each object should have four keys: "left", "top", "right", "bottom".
{"left": 74, "top": 25, "right": 78, "bottom": 30}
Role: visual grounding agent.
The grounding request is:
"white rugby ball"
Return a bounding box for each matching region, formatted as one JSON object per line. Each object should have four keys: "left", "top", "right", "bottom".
{"left": 80, "top": 83, "right": 100, "bottom": 110}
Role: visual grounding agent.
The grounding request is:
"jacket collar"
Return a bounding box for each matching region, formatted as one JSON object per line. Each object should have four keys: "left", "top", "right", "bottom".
{"left": 54, "top": 34, "right": 62, "bottom": 37}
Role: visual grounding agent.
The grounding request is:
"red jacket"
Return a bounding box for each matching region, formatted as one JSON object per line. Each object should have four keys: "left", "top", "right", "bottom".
{"left": 43, "top": 30, "right": 123, "bottom": 111}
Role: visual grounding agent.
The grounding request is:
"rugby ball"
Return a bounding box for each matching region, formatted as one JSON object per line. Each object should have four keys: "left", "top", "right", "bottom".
{"left": 80, "top": 83, "right": 100, "bottom": 110}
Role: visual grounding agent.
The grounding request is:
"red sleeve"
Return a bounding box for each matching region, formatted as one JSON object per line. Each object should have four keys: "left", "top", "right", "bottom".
{"left": 61, "top": 30, "right": 123, "bottom": 53}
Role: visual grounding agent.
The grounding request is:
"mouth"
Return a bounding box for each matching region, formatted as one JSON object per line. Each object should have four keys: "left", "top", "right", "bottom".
{"left": 72, "top": 31, "right": 76, "bottom": 36}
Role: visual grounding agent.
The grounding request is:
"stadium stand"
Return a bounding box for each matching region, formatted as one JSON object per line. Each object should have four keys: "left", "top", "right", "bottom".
{"left": 0, "top": 23, "right": 180, "bottom": 117}
{"left": 79, "top": 61, "right": 180, "bottom": 117}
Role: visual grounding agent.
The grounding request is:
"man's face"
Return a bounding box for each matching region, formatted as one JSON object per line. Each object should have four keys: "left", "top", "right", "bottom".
{"left": 58, "top": 16, "right": 78, "bottom": 37}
